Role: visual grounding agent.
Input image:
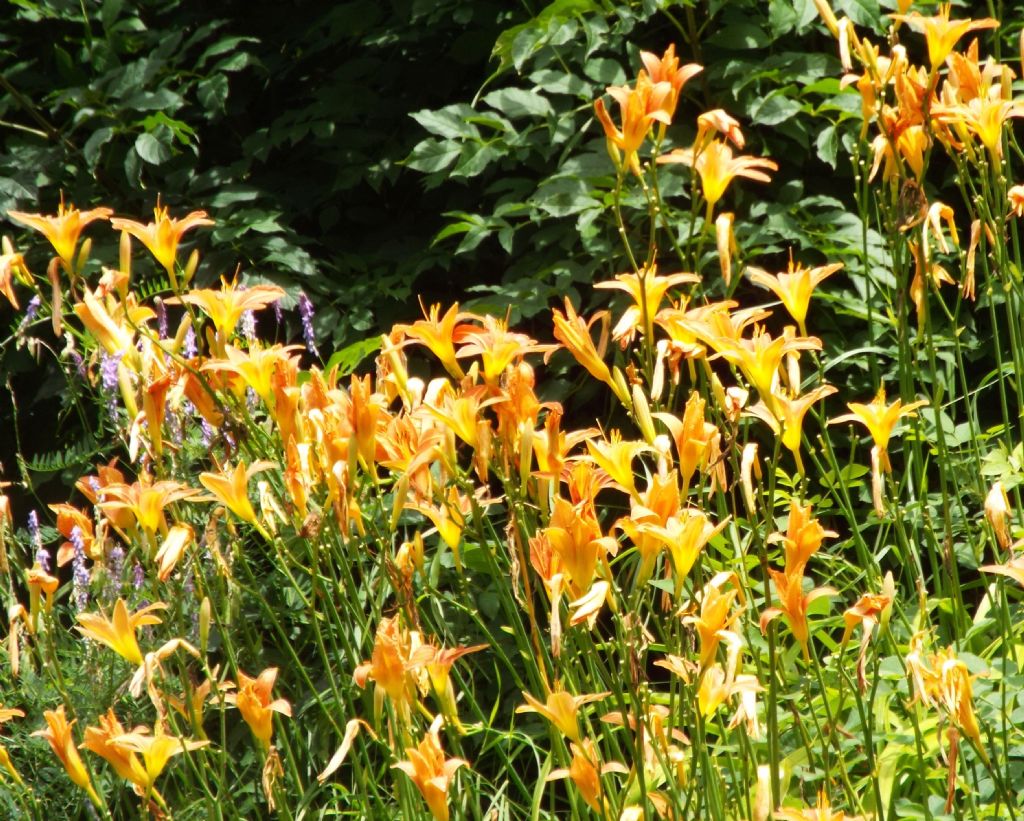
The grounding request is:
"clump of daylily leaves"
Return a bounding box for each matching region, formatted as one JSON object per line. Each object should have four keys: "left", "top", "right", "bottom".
{"left": 2, "top": 2, "right": 1024, "bottom": 819}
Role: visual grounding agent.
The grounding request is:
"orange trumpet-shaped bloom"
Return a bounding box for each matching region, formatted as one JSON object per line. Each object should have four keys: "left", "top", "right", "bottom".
{"left": 595, "top": 267, "right": 699, "bottom": 344}
{"left": 226, "top": 667, "right": 292, "bottom": 750}
{"left": 353, "top": 616, "right": 424, "bottom": 712}
{"left": 639, "top": 44, "right": 702, "bottom": 122}
{"left": 594, "top": 74, "right": 673, "bottom": 173}
{"left": 545, "top": 495, "right": 617, "bottom": 595}
{"left": 771, "top": 500, "right": 838, "bottom": 577}
{"left": 551, "top": 298, "right": 629, "bottom": 405}
{"left": 659, "top": 139, "right": 777, "bottom": 215}
{"left": 178, "top": 277, "right": 285, "bottom": 340}
{"left": 705, "top": 324, "right": 821, "bottom": 402}
{"left": 831, "top": 386, "right": 926, "bottom": 472}
{"left": 889, "top": 4, "right": 998, "bottom": 71}
{"left": 109, "top": 721, "right": 209, "bottom": 794}
{"left": 760, "top": 569, "right": 837, "bottom": 659}
{"left": 77, "top": 598, "right": 168, "bottom": 666}
{"left": 395, "top": 302, "right": 467, "bottom": 379}
{"left": 199, "top": 460, "right": 276, "bottom": 528}
{"left": 99, "top": 475, "right": 200, "bottom": 539}
{"left": 393, "top": 728, "right": 467, "bottom": 821}
{"left": 111, "top": 204, "right": 213, "bottom": 281}
{"left": 747, "top": 384, "right": 837, "bottom": 475}
{"left": 682, "top": 571, "right": 745, "bottom": 672}
{"left": 0, "top": 251, "right": 29, "bottom": 309}
{"left": 81, "top": 709, "right": 148, "bottom": 790}
{"left": 31, "top": 706, "right": 102, "bottom": 805}
{"left": 516, "top": 686, "right": 608, "bottom": 743}
{"left": 9, "top": 202, "right": 112, "bottom": 273}
{"left": 747, "top": 258, "right": 843, "bottom": 337}
{"left": 547, "top": 738, "right": 627, "bottom": 815}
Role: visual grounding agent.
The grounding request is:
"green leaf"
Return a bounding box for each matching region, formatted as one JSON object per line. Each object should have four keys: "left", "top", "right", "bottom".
{"left": 583, "top": 57, "right": 625, "bottom": 85}
{"left": 835, "top": 0, "right": 882, "bottom": 29}
{"left": 751, "top": 90, "right": 802, "bottom": 126}
{"left": 197, "top": 74, "right": 229, "bottom": 112}
{"left": 134, "top": 131, "right": 171, "bottom": 165}
{"left": 481, "top": 88, "right": 553, "bottom": 119}
{"left": 404, "top": 138, "right": 460, "bottom": 173}
{"left": 815, "top": 123, "right": 839, "bottom": 169}
{"left": 324, "top": 336, "right": 381, "bottom": 377}
{"left": 83, "top": 126, "right": 114, "bottom": 167}
{"left": 410, "top": 104, "right": 480, "bottom": 140}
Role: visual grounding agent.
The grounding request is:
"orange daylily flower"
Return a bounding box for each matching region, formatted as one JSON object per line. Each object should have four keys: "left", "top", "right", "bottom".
{"left": 178, "top": 277, "right": 286, "bottom": 340}
{"left": 771, "top": 500, "right": 837, "bottom": 576}
{"left": 99, "top": 474, "right": 201, "bottom": 539}
{"left": 551, "top": 298, "right": 630, "bottom": 406}
{"left": 516, "top": 686, "right": 609, "bottom": 742}
{"left": 48, "top": 503, "right": 98, "bottom": 566}
{"left": 76, "top": 598, "right": 168, "bottom": 666}
{"left": 760, "top": 569, "right": 837, "bottom": 659}
{"left": 585, "top": 431, "right": 650, "bottom": 496}
{"left": 109, "top": 721, "right": 209, "bottom": 795}
{"left": 80, "top": 709, "right": 149, "bottom": 791}
{"left": 594, "top": 74, "right": 673, "bottom": 173}
{"left": 831, "top": 386, "right": 926, "bottom": 472}
{"left": 354, "top": 616, "right": 424, "bottom": 717}
{"left": 393, "top": 727, "right": 468, "bottom": 821}
{"left": 202, "top": 343, "right": 303, "bottom": 407}
{"left": 906, "top": 642, "right": 987, "bottom": 755}
{"left": 111, "top": 204, "right": 214, "bottom": 285}
{"left": 0, "top": 251, "right": 29, "bottom": 309}
{"left": 747, "top": 257, "right": 843, "bottom": 337}
{"left": 226, "top": 667, "right": 292, "bottom": 750}
{"left": 595, "top": 267, "right": 699, "bottom": 344}
{"left": 841, "top": 588, "right": 893, "bottom": 692}
{"left": 155, "top": 523, "right": 195, "bottom": 581}
{"left": 547, "top": 738, "right": 627, "bottom": 815}
{"left": 640, "top": 507, "right": 727, "bottom": 584}
{"left": 746, "top": 384, "right": 837, "bottom": 475}
{"left": 545, "top": 495, "right": 616, "bottom": 595}
{"left": 395, "top": 302, "right": 466, "bottom": 379}
{"left": 659, "top": 139, "right": 777, "bottom": 217}
{"left": 26, "top": 564, "right": 60, "bottom": 622}
{"left": 9, "top": 201, "right": 112, "bottom": 273}
{"left": 681, "top": 571, "right": 745, "bottom": 672}
{"left": 639, "top": 44, "right": 702, "bottom": 122}
{"left": 654, "top": 390, "right": 722, "bottom": 494}
{"left": 32, "top": 706, "right": 102, "bottom": 806}
{"left": 199, "top": 460, "right": 276, "bottom": 528}
{"left": 703, "top": 324, "right": 821, "bottom": 402}
{"left": 455, "top": 314, "right": 552, "bottom": 385}
{"left": 889, "top": 4, "right": 999, "bottom": 72}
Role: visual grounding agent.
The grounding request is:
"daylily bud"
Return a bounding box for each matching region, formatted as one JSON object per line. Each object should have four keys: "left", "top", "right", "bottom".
{"left": 199, "top": 596, "right": 211, "bottom": 655}
{"left": 985, "top": 481, "right": 1012, "bottom": 551}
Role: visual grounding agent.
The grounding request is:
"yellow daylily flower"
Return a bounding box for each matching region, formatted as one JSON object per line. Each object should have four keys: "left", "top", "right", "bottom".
{"left": 76, "top": 598, "right": 168, "bottom": 666}
{"left": 659, "top": 139, "right": 777, "bottom": 218}
{"left": 747, "top": 257, "right": 843, "bottom": 336}
{"left": 110, "top": 721, "right": 209, "bottom": 795}
{"left": 516, "top": 686, "right": 609, "bottom": 742}
{"left": 889, "top": 3, "right": 998, "bottom": 71}
{"left": 199, "top": 460, "right": 276, "bottom": 528}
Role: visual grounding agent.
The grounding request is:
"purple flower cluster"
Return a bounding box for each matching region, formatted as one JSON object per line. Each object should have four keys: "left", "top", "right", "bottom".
{"left": 29, "top": 510, "right": 49, "bottom": 571}
{"left": 298, "top": 293, "right": 320, "bottom": 357}
{"left": 70, "top": 526, "right": 89, "bottom": 611}
{"left": 184, "top": 326, "right": 198, "bottom": 358}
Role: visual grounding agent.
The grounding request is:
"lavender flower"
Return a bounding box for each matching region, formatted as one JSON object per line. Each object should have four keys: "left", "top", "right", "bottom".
{"left": 17, "top": 295, "right": 40, "bottom": 333}
{"left": 132, "top": 560, "right": 145, "bottom": 590}
{"left": 106, "top": 545, "right": 125, "bottom": 598}
{"left": 184, "top": 325, "right": 198, "bottom": 358}
{"left": 29, "top": 511, "right": 49, "bottom": 572}
{"left": 155, "top": 298, "right": 169, "bottom": 339}
{"left": 70, "top": 526, "right": 90, "bottom": 611}
{"left": 298, "top": 293, "right": 320, "bottom": 357}
{"left": 273, "top": 300, "right": 283, "bottom": 326}
{"left": 100, "top": 352, "right": 123, "bottom": 392}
